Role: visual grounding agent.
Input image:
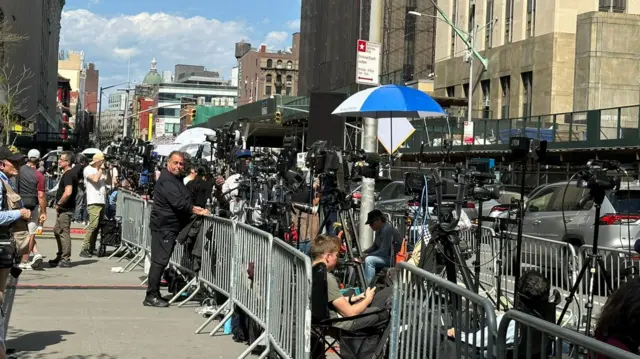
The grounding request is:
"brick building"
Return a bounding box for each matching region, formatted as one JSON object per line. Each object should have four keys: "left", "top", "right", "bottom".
{"left": 235, "top": 34, "right": 300, "bottom": 106}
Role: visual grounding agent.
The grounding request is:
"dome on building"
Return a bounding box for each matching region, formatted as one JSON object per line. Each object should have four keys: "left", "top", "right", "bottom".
{"left": 142, "top": 58, "right": 163, "bottom": 85}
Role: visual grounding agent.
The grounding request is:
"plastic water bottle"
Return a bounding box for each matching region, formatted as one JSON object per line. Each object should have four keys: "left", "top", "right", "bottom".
{"left": 223, "top": 318, "right": 232, "bottom": 334}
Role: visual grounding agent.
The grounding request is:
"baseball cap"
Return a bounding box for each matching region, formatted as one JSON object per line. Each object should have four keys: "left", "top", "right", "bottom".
{"left": 365, "top": 209, "right": 385, "bottom": 225}
{"left": 90, "top": 151, "right": 105, "bottom": 165}
{"left": 27, "top": 149, "right": 40, "bottom": 160}
{"left": 0, "top": 146, "right": 25, "bottom": 162}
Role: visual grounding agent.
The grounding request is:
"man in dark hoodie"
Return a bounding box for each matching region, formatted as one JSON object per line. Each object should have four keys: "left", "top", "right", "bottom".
{"left": 144, "top": 151, "right": 210, "bottom": 307}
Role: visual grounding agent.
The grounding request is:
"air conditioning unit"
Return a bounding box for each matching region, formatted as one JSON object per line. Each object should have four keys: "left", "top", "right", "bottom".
{"left": 197, "top": 97, "right": 206, "bottom": 105}
{"left": 483, "top": 98, "right": 490, "bottom": 107}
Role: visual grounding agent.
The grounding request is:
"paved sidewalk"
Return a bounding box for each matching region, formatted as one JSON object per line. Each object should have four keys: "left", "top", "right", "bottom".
{"left": 7, "top": 239, "right": 252, "bottom": 359}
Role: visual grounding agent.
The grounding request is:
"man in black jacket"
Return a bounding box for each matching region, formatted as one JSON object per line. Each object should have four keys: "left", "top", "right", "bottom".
{"left": 144, "top": 151, "right": 210, "bottom": 307}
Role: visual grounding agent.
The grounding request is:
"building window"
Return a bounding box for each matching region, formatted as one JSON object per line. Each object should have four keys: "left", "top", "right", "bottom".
{"left": 164, "top": 123, "right": 180, "bottom": 135}
{"left": 287, "top": 61, "right": 293, "bottom": 69}
{"left": 446, "top": 86, "right": 455, "bottom": 97}
{"left": 522, "top": 72, "right": 533, "bottom": 117}
{"left": 599, "top": 0, "right": 626, "bottom": 12}
{"left": 485, "top": 0, "right": 493, "bottom": 49}
{"left": 463, "top": 83, "right": 469, "bottom": 98}
{"left": 527, "top": 0, "right": 536, "bottom": 38}
{"left": 481, "top": 80, "right": 490, "bottom": 119}
{"left": 266, "top": 74, "right": 272, "bottom": 83}
{"left": 266, "top": 59, "right": 273, "bottom": 68}
{"left": 265, "top": 85, "right": 272, "bottom": 96}
{"left": 505, "top": 0, "right": 514, "bottom": 43}
{"left": 450, "top": 0, "right": 458, "bottom": 57}
{"left": 276, "top": 74, "right": 282, "bottom": 83}
{"left": 286, "top": 75, "right": 292, "bottom": 83}
{"left": 286, "top": 87, "right": 292, "bottom": 96}
{"left": 500, "top": 76, "right": 510, "bottom": 119}
{"left": 276, "top": 60, "right": 283, "bottom": 68}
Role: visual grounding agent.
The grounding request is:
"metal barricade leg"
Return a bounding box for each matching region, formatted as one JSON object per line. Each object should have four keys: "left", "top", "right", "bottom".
{"left": 123, "top": 249, "right": 145, "bottom": 272}
{"left": 168, "top": 276, "right": 197, "bottom": 305}
{"left": 239, "top": 332, "right": 268, "bottom": 359}
{"left": 108, "top": 244, "right": 127, "bottom": 259}
{"left": 176, "top": 280, "right": 201, "bottom": 307}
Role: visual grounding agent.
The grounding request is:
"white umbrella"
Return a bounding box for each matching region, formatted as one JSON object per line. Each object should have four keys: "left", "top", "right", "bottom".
{"left": 81, "top": 148, "right": 101, "bottom": 155}
{"left": 173, "top": 127, "right": 216, "bottom": 145}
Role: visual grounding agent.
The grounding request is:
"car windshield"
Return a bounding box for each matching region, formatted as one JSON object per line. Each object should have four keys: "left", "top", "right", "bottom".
{"left": 608, "top": 189, "right": 640, "bottom": 213}
{"left": 378, "top": 182, "right": 404, "bottom": 201}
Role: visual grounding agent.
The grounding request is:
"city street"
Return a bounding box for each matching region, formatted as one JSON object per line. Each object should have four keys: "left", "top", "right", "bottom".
{"left": 7, "top": 239, "right": 250, "bottom": 359}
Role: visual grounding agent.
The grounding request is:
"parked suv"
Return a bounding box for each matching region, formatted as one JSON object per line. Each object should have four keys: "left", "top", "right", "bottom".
{"left": 521, "top": 181, "right": 640, "bottom": 249}
{"left": 518, "top": 180, "right": 640, "bottom": 286}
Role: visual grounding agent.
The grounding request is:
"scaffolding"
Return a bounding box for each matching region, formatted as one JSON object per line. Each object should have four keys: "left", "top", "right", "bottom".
{"left": 381, "top": 0, "right": 437, "bottom": 85}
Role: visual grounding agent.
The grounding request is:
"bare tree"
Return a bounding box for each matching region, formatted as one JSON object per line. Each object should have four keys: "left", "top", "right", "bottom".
{"left": 0, "top": 17, "right": 32, "bottom": 144}
{"left": 0, "top": 64, "right": 34, "bottom": 143}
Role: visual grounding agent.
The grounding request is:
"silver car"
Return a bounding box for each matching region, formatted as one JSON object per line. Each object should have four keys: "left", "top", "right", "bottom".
{"left": 521, "top": 181, "right": 640, "bottom": 250}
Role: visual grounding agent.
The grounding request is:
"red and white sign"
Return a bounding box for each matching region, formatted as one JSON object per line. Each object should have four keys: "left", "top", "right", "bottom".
{"left": 356, "top": 39, "right": 381, "bottom": 86}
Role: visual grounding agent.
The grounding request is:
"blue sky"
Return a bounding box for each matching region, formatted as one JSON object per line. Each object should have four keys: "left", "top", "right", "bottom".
{"left": 60, "top": 0, "right": 301, "bottom": 91}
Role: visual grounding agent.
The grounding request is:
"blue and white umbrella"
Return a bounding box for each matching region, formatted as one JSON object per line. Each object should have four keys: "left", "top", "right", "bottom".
{"left": 331, "top": 84, "right": 446, "bottom": 118}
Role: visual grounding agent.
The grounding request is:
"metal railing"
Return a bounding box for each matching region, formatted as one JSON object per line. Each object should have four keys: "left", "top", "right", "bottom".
{"left": 389, "top": 261, "right": 498, "bottom": 359}
{"left": 112, "top": 193, "right": 312, "bottom": 359}
{"left": 496, "top": 310, "right": 640, "bottom": 359}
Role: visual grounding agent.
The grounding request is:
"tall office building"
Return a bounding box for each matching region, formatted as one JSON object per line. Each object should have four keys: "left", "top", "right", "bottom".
{"left": 434, "top": 0, "right": 640, "bottom": 119}
{"left": 0, "top": 0, "right": 65, "bottom": 133}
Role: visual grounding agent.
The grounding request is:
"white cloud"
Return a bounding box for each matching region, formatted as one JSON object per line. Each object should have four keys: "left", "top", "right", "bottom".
{"left": 286, "top": 19, "right": 300, "bottom": 30}
{"left": 112, "top": 47, "right": 140, "bottom": 59}
{"left": 263, "top": 31, "right": 288, "bottom": 50}
{"left": 60, "top": 9, "right": 254, "bottom": 83}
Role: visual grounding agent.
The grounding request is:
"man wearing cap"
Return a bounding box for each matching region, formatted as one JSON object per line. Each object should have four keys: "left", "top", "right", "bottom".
{"left": 50, "top": 151, "right": 78, "bottom": 268}
{"left": 361, "top": 209, "right": 402, "bottom": 285}
{"left": 0, "top": 146, "right": 32, "bottom": 359}
{"left": 16, "top": 149, "right": 47, "bottom": 270}
{"left": 80, "top": 152, "right": 106, "bottom": 258}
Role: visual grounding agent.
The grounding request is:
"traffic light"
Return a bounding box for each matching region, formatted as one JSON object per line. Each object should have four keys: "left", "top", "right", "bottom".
{"left": 190, "top": 108, "right": 197, "bottom": 121}
{"left": 275, "top": 111, "right": 282, "bottom": 124}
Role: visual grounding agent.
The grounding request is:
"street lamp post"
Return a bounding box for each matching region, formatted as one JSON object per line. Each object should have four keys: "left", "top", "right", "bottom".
{"left": 409, "top": 1, "right": 493, "bottom": 124}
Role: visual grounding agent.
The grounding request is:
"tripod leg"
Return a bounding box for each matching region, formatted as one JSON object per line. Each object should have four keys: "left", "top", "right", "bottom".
{"left": 596, "top": 257, "right": 614, "bottom": 294}
{"left": 557, "top": 256, "right": 591, "bottom": 326}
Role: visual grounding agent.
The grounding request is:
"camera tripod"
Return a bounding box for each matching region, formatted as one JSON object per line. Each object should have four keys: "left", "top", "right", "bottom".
{"left": 557, "top": 184, "right": 613, "bottom": 333}
{"left": 318, "top": 204, "right": 367, "bottom": 290}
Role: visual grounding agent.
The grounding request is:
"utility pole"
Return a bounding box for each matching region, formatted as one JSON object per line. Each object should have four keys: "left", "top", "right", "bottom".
{"left": 358, "top": 0, "right": 384, "bottom": 250}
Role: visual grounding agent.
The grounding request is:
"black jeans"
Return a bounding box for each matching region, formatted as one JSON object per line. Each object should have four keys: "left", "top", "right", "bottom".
{"left": 146, "top": 230, "right": 177, "bottom": 298}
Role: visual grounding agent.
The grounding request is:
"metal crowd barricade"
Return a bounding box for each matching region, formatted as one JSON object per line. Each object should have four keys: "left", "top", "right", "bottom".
{"left": 233, "top": 222, "right": 273, "bottom": 359}
{"left": 195, "top": 216, "right": 237, "bottom": 335}
{"left": 502, "top": 232, "right": 578, "bottom": 322}
{"left": 389, "top": 261, "right": 498, "bottom": 359}
{"left": 268, "top": 237, "right": 312, "bottom": 359}
{"left": 496, "top": 310, "right": 640, "bottom": 359}
{"left": 167, "top": 219, "right": 202, "bottom": 306}
{"left": 460, "top": 225, "right": 498, "bottom": 290}
{"left": 114, "top": 192, "right": 147, "bottom": 272}
{"left": 577, "top": 245, "right": 638, "bottom": 330}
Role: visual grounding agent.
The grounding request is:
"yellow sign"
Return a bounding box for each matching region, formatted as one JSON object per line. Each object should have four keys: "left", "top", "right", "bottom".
{"left": 148, "top": 114, "right": 153, "bottom": 141}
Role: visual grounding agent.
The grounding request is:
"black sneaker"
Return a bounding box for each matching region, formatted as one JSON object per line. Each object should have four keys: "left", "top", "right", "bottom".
{"left": 58, "top": 260, "right": 72, "bottom": 268}
{"left": 48, "top": 259, "right": 60, "bottom": 268}
{"left": 79, "top": 250, "right": 92, "bottom": 258}
{"left": 143, "top": 296, "right": 169, "bottom": 308}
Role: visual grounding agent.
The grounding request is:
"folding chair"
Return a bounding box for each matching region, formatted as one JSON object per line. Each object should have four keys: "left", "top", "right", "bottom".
{"left": 311, "top": 263, "right": 389, "bottom": 359}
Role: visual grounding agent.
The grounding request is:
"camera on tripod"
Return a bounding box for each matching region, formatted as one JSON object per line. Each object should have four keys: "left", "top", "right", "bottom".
{"left": 577, "top": 160, "right": 621, "bottom": 192}
{"left": 463, "top": 169, "right": 503, "bottom": 202}
{"left": 509, "top": 136, "right": 547, "bottom": 162}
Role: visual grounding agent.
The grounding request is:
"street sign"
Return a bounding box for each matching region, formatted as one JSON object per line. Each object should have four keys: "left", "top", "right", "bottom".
{"left": 356, "top": 39, "right": 381, "bottom": 86}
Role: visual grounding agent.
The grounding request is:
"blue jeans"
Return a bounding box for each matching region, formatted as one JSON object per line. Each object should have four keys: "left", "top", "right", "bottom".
{"left": 364, "top": 255, "right": 390, "bottom": 285}
{"left": 323, "top": 208, "right": 337, "bottom": 235}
